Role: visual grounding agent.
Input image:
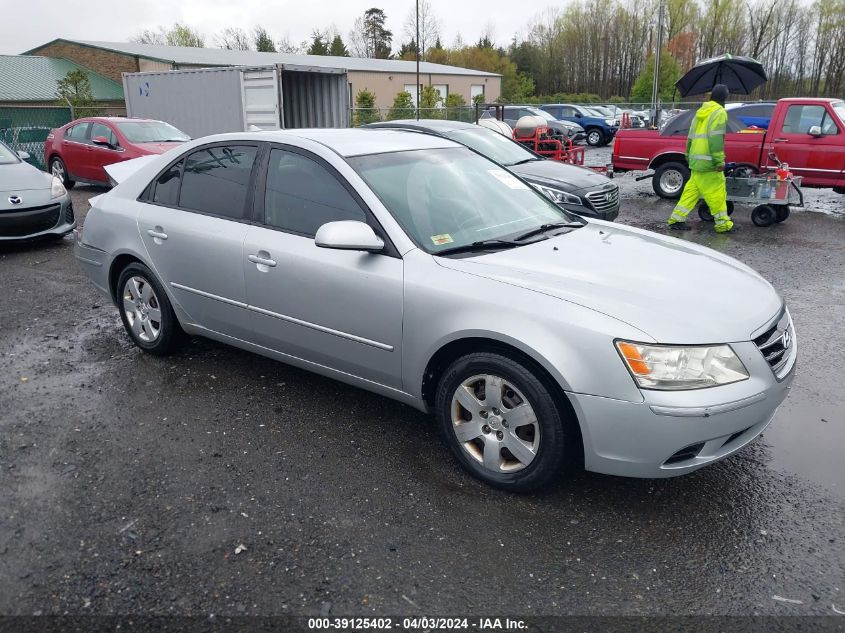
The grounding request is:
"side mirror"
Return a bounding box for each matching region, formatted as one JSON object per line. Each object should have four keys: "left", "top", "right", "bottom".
{"left": 92, "top": 135, "right": 113, "bottom": 147}
{"left": 16, "top": 150, "right": 30, "bottom": 160}
{"left": 574, "top": 112, "right": 583, "bottom": 117}
{"left": 315, "top": 221, "right": 384, "bottom": 252}
{"left": 808, "top": 125, "right": 823, "bottom": 137}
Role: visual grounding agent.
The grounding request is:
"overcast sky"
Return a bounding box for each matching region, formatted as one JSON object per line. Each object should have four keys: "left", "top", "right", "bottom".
{"left": 5, "top": 0, "right": 525, "bottom": 55}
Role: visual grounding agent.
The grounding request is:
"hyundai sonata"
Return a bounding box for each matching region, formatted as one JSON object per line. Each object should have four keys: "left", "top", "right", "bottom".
{"left": 74, "top": 129, "right": 796, "bottom": 491}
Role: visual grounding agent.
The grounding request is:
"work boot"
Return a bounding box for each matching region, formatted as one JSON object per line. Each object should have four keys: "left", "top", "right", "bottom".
{"left": 669, "top": 222, "right": 691, "bottom": 231}
{"left": 716, "top": 223, "right": 740, "bottom": 233}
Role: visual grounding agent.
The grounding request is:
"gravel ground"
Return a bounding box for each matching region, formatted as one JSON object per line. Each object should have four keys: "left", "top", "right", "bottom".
{"left": 0, "top": 158, "right": 843, "bottom": 623}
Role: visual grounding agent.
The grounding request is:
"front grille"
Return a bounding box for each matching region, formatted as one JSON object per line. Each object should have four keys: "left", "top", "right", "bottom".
{"left": 585, "top": 186, "right": 620, "bottom": 214}
{"left": 0, "top": 203, "right": 61, "bottom": 237}
{"left": 64, "top": 201, "right": 75, "bottom": 224}
{"left": 753, "top": 310, "right": 794, "bottom": 376}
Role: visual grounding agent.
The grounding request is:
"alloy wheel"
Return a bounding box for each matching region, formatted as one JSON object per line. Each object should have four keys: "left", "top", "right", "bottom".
{"left": 51, "top": 160, "right": 65, "bottom": 180}
{"left": 450, "top": 374, "right": 540, "bottom": 473}
{"left": 122, "top": 276, "right": 162, "bottom": 343}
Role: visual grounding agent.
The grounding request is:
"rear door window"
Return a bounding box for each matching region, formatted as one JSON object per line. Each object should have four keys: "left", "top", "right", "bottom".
{"left": 66, "top": 123, "right": 90, "bottom": 141}
{"left": 177, "top": 145, "right": 258, "bottom": 219}
{"left": 152, "top": 160, "right": 183, "bottom": 206}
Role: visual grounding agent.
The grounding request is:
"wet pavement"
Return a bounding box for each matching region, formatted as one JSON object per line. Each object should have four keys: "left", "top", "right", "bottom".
{"left": 0, "top": 166, "right": 843, "bottom": 619}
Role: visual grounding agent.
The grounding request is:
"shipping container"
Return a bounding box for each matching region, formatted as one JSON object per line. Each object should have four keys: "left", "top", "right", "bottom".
{"left": 122, "top": 65, "right": 349, "bottom": 138}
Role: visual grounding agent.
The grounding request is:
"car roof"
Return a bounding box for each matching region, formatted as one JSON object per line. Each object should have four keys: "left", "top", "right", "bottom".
{"left": 367, "top": 119, "right": 479, "bottom": 134}
{"left": 68, "top": 117, "right": 166, "bottom": 125}
{"left": 254, "top": 128, "right": 460, "bottom": 157}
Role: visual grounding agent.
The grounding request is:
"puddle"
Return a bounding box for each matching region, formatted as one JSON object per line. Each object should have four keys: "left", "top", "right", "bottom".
{"left": 762, "top": 394, "right": 845, "bottom": 498}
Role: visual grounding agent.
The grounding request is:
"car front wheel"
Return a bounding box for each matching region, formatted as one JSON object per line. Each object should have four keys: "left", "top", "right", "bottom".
{"left": 586, "top": 128, "right": 605, "bottom": 146}
{"left": 435, "top": 352, "right": 571, "bottom": 492}
{"left": 116, "top": 263, "right": 186, "bottom": 355}
{"left": 50, "top": 157, "right": 75, "bottom": 189}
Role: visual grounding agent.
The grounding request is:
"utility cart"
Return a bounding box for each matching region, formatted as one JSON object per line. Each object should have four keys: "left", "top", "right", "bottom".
{"left": 698, "top": 160, "right": 804, "bottom": 227}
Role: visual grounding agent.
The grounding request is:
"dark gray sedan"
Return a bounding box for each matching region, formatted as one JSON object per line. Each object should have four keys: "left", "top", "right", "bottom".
{"left": 0, "top": 141, "right": 74, "bottom": 241}
{"left": 366, "top": 119, "right": 618, "bottom": 220}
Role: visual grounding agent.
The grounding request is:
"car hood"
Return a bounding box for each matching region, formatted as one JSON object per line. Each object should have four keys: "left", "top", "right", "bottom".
{"left": 435, "top": 222, "right": 782, "bottom": 344}
{"left": 133, "top": 141, "right": 186, "bottom": 154}
{"left": 0, "top": 161, "right": 51, "bottom": 192}
{"left": 511, "top": 160, "right": 612, "bottom": 191}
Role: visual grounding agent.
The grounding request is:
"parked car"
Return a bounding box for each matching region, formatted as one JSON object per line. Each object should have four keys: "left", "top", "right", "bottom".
{"left": 599, "top": 105, "right": 646, "bottom": 128}
{"left": 0, "top": 126, "right": 52, "bottom": 168}
{"left": 0, "top": 140, "right": 74, "bottom": 241}
{"left": 45, "top": 117, "right": 190, "bottom": 189}
{"left": 541, "top": 104, "right": 619, "bottom": 146}
{"left": 613, "top": 98, "right": 845, "bottom": 197}
{"left": 75, "top": 129, "right": 796, "bottom": 491}
{"left": 365, "top": 119, "right": 618, "bottom": 220}
{"left": 726, "top": 102, "right": 777, "bottom": 129}
{"left": 482, "top": 106, "right": 586, "bottom": 143}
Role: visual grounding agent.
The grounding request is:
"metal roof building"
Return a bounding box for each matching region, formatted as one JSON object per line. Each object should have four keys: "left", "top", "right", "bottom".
{"left": 25, "top": 39, "right": 502, "bottom": 109}
{"left": 0, "top": 54, "right": 124, "bottom": 105}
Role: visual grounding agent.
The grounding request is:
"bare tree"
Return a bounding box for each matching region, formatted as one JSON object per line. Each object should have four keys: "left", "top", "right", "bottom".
{"left": 132, "top": 23, "right": 205, "bottom": 48}
{"left": 215, "top": 27, "right": 251, "bottom": 50}
{"left": 403, "top": 0, "right": 441, "bottom": 58}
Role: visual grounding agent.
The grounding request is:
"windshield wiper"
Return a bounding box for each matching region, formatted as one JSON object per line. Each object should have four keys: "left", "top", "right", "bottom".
{"left": 436, "top": 238, "right": 534, "bottom": 256}
{"left": 513, "top": 222, "right": 584, "bottom": 242}
{"left": 507, "top": 158, "right": 541, "bottom": 166}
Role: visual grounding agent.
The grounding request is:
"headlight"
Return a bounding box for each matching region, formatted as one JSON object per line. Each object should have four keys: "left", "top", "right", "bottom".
{"left": 615, "top": 340, "right": 749, "bottom": 390}
{"left": 532, "top": 183, "right": 582, "bottom": 206}
{"left": 605, "top": 118, "right": 616, "bottom": 126}
{"left": 51, "top": 176, "right": 66, "bottom": 199}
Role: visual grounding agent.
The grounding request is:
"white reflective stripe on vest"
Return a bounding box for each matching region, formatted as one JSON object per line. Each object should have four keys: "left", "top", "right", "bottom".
{"left": 689, "top": 154, "right": 713, "bottom": 160}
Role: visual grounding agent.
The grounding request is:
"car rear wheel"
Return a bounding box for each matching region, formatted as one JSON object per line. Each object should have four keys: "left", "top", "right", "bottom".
{"left": 117, "top": 263, "right": 186, "bottom": 355}
{"left": 586, "top": 128, "right": 605, "bottom": 146}
{"left": 50, "top": 157, "right": 75, "bottom": 189}
{"left": 435, "top": 352, "right": 570, "bottom": 492}
{"left": 652, "top": 162, "right": 689, "bottom": 199}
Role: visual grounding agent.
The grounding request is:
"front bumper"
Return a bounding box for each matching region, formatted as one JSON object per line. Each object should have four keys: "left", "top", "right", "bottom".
{"left": 569, "top": 334, "right": 797, "bottom": 478}
{"left": 0, "top": 196, "right": 75, "bottom": 241}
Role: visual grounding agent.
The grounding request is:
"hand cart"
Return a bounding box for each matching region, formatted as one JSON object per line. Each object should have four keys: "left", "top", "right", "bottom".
{"left": 697, "top": 161, "right": 804, "bottom": 227}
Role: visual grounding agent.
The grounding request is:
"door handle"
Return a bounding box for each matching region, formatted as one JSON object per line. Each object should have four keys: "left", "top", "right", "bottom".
{"left": 147, "top": 228, "right": 168, "bottom": 240}
{"left": 774, "top": 138, "right": 789, "bottom": 143}
{"left": 248, "top": 253, "right": 277, "bottom": 267}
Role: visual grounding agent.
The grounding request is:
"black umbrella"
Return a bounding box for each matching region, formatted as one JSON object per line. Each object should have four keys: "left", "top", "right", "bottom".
{"left": 675, "top": 54, "right": 767, "bottom": 97}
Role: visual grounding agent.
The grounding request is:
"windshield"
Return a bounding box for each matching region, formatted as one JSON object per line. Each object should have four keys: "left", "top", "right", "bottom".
{"left": 349, "top": 148, "right": 578, "bottom": 255}
{"left": 591, "top": 106, "right": 612, "bottom": 116}
{"left": 446, "top": 128, "right": 538, "bottom": 166}
{"left": 834, "top": 102, "right": 845, "bottom": 125}
{"left": 0, "top": 142, "right": 20, "bottom": 165}
{"left": 115, "top": 120, "right": 190, "bottom": 143}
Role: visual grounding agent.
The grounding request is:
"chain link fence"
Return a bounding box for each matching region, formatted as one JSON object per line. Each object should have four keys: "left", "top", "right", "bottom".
{"left": 350, "top": 106, "right": 478, "bottom": 126}
{"left": 0, "top": 105, "right": 127, "bottom": 170}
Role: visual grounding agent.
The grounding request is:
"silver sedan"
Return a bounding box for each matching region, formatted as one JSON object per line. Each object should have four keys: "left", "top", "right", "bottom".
{"left": 0, "top": 141, "right": 74, "bottom": 241}
{"left": 74, "top": 129, "right": 796, "bottom": 491}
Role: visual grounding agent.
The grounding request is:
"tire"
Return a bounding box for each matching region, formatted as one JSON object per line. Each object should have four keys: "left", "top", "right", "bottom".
{"left": 697, "top": 201, "right": 735, "bottom": 222}
{"left": 775, "top": 206, "right": 790, "bottom": 223}
{"left": 116, "top": 263, "right": 186, "bottom": 355}
{"left": 586, "top": 128, "right": 605, "bottom": 146}
{"left": 652, "top": 162, "right": 690, "bottom": 199}
{"left": 751, "top": 204, "right": 777, "bottom": 227}
{"left": 434, "top": 352, "right": 572, "bottom": 492}
{"left": 50, "top": 157, "right": 75, "bottom": 189}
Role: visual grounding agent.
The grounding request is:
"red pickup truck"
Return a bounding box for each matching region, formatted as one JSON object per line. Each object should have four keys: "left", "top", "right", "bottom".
{"left": 612, "top": 98, "right": 845, "bottom": 199}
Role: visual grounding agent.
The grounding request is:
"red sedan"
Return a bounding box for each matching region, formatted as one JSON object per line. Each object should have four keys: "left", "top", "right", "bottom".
{"left": 45, "top": 117, "right": 189, "bottom": 188}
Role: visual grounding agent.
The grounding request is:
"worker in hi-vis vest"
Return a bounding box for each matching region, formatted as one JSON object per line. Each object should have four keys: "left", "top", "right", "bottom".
{"left": 668, "top": 84, "right": 736, "bottom": 233}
